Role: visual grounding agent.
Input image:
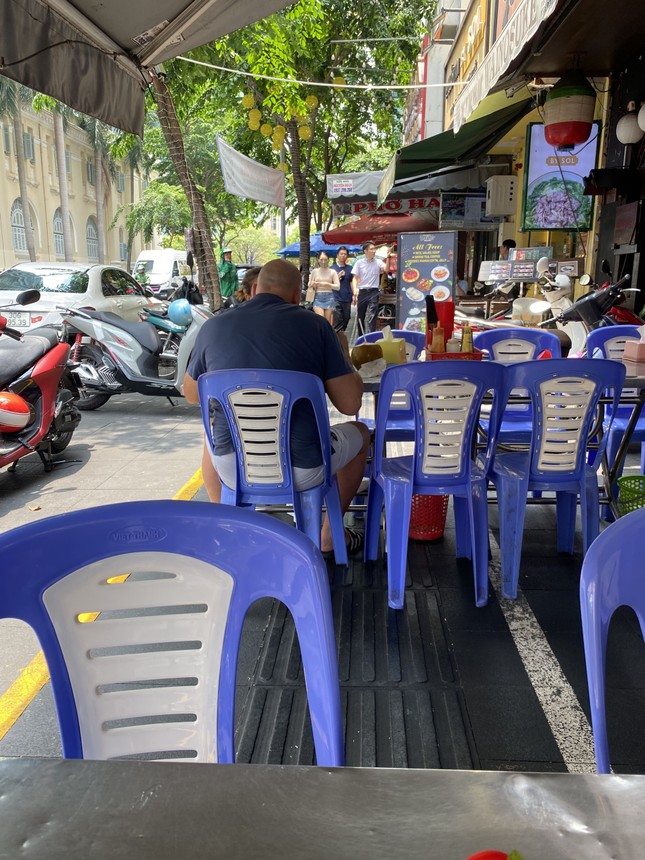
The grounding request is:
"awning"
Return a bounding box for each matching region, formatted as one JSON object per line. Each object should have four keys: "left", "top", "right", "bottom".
{"left": 0, "top": 0, "right": 294, "bottom": 134}
{"left": 378, "top": 97, "right": 533, "bottom": 204}
{"left": 322, "top": 213, "right": 438, "bottom": 247}
{"left": 276, "top": 234, "right": 363, "bottom": 258}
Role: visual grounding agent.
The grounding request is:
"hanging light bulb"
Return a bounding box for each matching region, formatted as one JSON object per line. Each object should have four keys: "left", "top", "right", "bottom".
{"left": 260, "top": 123, "right": 273, "bottom": 137}
{"left": 248, "top": 119, "right": 261, "bottom": 131}
{"left": 616, "top": 101, "right": 645, "bottom": 145}
{"left": 637, "top": 102, "right": 645, "bottom": 133}
{"left": 305, "top": 95, "right": 319, "bottom": 110}
{"left": 298, "top": 125, "right": 312, "bottom": 141}
{"left": 332, "top": 76, "right": 346, "bottom": 91}
{"left": 241, "top": 93, "right": 255, "bottom": 109}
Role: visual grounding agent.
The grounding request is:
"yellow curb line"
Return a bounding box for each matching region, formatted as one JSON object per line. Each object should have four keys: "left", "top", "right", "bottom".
{"left": 0, "top": 468, "right": 205, "bottom": 741}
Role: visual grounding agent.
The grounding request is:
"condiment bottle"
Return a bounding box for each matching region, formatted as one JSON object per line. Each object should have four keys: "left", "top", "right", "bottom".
{"left": 461, "top": 324, "right": 473, "bottom": 353}
{"left": 430, "top": 322, "right": 445, "bottom": 353}
{"left": 446, "top": 337, "right": 460, "bottom": 353}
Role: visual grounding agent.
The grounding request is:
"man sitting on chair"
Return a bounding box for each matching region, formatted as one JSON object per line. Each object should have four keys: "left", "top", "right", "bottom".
{"left": 183, "top": 258, "right": 370, "bottom": 555}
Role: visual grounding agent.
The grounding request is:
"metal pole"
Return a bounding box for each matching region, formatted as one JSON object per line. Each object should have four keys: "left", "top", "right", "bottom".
{"left": 280, "top": 144, "right": 287, "bottom": 249}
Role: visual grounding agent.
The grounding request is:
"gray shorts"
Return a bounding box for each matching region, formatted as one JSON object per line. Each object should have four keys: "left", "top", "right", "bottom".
{"left": 212, "top": 422, "right": 363, "bottom": 492}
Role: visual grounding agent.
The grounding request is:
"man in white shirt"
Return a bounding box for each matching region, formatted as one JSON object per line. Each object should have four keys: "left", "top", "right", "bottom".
{"left": 352, "top": 241, "right": 385, "bottom": 334}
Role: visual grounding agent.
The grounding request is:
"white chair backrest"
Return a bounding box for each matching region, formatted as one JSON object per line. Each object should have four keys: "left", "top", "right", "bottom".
{"left": 491, "top": 338, "right": 537, "bottom": 364}
{"left": 227, "top": 387, "right": 285, "bottom": 485}
{"left": 419, "top": 378, "right": 477, "bottom": 475}
{"left": 536, "top": 376, "right": 597, "bottom": 472}
{"left": 601, "top": 335, "right": 636, "bottom": 361}
{"left": 43, "top": 551, "right": 233, "bottom": 763}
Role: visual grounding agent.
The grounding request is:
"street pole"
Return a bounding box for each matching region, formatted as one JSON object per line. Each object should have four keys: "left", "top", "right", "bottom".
{"left": 280, "top": 144, "right": 287, "bottom": 249}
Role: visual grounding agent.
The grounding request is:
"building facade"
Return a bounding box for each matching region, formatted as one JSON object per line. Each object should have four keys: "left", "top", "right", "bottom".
{"left": 0, "top": 105, "right": 148, "bottom": 271}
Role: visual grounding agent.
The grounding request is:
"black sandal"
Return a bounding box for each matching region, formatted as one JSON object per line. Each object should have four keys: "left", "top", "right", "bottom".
{"left": 322, "top": 528, "right": 364, "bottom": 558}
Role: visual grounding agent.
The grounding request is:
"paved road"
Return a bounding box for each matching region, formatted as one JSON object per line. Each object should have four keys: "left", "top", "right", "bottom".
{"left": 0, "top": 393, "right": 205, "bottom": 755}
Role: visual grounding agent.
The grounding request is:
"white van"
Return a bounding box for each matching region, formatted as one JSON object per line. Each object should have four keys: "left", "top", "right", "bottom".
{"left": 133, "top": 249, "right": 192, "bottom": 299}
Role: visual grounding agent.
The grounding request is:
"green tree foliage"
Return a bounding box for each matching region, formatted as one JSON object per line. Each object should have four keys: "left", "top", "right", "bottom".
{"left": 118, "top": 182, "right": 192, "bottom": 245}
{"left": 229, "top": 227, "right": 283, "bottom": 265}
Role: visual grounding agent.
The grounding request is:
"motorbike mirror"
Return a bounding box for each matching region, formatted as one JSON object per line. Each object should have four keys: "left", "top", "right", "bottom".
{"left": 16, "top": 289, "right": 41, "bottom": 306}
{"left": 579, "top": 273, "right": 592, "bottom": 287}
{"left": 536, "top": 256, "right": 551, "bottom": 275}
{"left": 186, "top": 251, "right": 194, "bottom": 271}
{"left": 601, "top": 259, "right": 612, "bottom": 276}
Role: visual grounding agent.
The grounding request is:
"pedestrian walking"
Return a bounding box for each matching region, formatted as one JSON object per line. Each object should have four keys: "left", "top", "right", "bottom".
{"left": 352, "top": 242, "right": 385, "bottom": 334}
{"left": 331, "top": 246, "right": 354, "bottom": 331}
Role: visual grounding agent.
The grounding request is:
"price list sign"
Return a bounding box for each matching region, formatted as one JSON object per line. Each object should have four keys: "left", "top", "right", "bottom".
{"left": 396, "top": 231, "right": 457, "bottom": 334}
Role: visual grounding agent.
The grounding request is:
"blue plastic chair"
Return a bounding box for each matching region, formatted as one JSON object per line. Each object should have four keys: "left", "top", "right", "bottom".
{"left": 587, "top": 325, "right": 645, "bottom": 481}
{"left": 199, "top": 369, "right": 348, "bottom": 566}
{"left": 489, "top": 359, "right": 626, "bottom": 600}
{"left": 365, "top": 360, "right": 506, "bottom": 608}
{"left": 0, "top": 500, "right": 344, "bottom": 766}
{"left": 474, "top": 329, "right": 562, "bottom": 444}
{"left": 354, "top": 330, "right": 425, "bottom": 441}
{"left": 580, "top": 507, "right": 645, "bottom": 773}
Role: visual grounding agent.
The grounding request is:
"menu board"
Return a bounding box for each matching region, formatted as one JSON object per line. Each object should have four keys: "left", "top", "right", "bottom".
{"left": 521, "top": 122, "right": 599, "bottom": 231}
{"left": 510, "top": 246, "right": 553, "bottom": 261}
{"left": 397, "top": 231, "right": 457, "bottom": 334}
{"left": 482, "top": 260, "right": 539, "bottom": 281}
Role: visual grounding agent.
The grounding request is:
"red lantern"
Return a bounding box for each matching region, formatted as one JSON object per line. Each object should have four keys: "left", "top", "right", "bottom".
{"left": 543, "top": 70, "right": 595, "bottom": 148}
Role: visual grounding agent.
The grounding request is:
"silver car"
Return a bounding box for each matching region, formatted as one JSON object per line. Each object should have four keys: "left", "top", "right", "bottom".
{"left": 0, "top": 262, "right": 161, "bottom": 331}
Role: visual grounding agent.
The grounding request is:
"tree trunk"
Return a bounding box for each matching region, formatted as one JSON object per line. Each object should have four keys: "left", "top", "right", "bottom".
{"left": 53, "top": 110, "right": 73, "bottom": 260}
{"left": 13, "top": 112, "right": 36, "bottom": 261}
{"left": 151, "top": 73, "right": 221, "bottom": 310}
{"left": 127, "top": 167, "right": 135, "bottom": 271}
{"left": 287, "top": 122, "right": 311, "bottom": 287}
{"left": 94, "top": 148, "right": 106, "bottom": 263}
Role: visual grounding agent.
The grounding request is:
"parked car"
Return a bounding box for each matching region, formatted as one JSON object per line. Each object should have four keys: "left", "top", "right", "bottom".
{"left": 0, "top": 262, "right": 161, "bottom": 332}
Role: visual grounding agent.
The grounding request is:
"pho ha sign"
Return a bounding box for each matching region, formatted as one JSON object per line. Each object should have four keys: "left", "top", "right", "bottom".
{"left": 333, "top": 197, "right": 440, "bottom": 217}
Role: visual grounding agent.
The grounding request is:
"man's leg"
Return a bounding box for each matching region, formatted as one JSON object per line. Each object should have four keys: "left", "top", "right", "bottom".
{"left": 364, "top": 289, "right": 380, "bottom": 333}
{"left": 201, "top": 438, "right": 222, "bottom": 503}
{"left": 356, "top": 290, "right": 369, "bottom": 334}
{"left": 340, "top": 301, "right": 351, "bottom": 331}
{"left": 320, "top": 422, "right": 370, "bottom": 553}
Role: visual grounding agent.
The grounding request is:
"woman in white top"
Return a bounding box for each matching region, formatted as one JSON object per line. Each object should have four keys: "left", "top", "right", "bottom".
{"left": 309, "top": 252, "right": 340, "bottom": 324}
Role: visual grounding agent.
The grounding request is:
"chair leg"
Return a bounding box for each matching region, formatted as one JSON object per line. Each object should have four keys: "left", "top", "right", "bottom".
{"left": 364, "top": 479, "right": 384, "bottom": 562}
{"left": 494, "top": 472, "right": 529, "bottom": 600}
{"left": 580, "top": 590, "right": 611, "bottom": 773}
{"left": 383, "top": 479, "right": 414, "bottom": 609}
{"left": 602, "top": 428, "right": 622, "bottom": 521}
{"left": 581, "top": 474, "right": 600, "bottom": 555}
{"left": 640, "top": 442, "right": 645, "bottom": 476}
{"left": 325, "top": 482, "right": 348, "bottom": 567}
{"left": 454, "top": 496, "right": 472, "bottom": 560}
{"left": 469, "top": 480, "right": 490, "bottom": 608}
{"left": 296, "top": 487, "right": 325, "bottom": 550}
{"left": 556, "top": 491, "right": 577, "bottom": 554}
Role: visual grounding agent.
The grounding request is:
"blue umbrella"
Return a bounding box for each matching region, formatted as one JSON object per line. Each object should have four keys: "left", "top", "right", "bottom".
{"left": 276, "top": 232, "right": 363, "bottom": 258}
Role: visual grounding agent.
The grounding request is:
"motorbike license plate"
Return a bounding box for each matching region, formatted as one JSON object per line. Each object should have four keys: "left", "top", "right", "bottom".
{"left": 5, "top": 311, "right": 30, "bottom": 328}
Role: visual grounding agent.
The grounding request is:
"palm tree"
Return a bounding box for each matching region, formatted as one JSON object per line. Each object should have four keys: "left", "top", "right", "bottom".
{"left": 32, "top": 94, "right": 74, "bottom": 260}
{"left": 112, "top": 132, "right": 146, "bottom": 270}
{"left": 0, "top": 76, "right": 37, "bottom": 261}
{"left": 79, "top": 116, "right": 116, "bottom": 263}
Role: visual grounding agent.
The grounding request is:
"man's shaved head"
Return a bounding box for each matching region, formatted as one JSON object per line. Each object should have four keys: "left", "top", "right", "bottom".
{"left": 255, "top": 259, "right": 301, "bottom": 302}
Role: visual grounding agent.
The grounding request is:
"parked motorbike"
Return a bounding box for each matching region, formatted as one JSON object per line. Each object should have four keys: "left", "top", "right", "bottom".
{"left": 577, "top": 259, "right": 642, "bottom": 328}
{"left": 0, "top": 290, "right": 81, "bottom": 472}
{"left": 557, "top": 271, "right": 635, "bottom": 334}
{"left": 62, "top": 298, "right": 212, "bottom": 410}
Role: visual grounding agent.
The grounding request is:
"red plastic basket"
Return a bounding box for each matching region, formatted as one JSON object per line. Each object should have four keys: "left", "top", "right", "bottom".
{"left": 426, "top": 348, "right": 483, "bottom": 361}
{"left": 409, "top": 494, "right": 449, "bottom": 540}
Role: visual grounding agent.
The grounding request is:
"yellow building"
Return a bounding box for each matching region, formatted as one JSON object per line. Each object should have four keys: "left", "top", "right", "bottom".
{"left": 0, "top": 105, "right": 148, "bottom": 271}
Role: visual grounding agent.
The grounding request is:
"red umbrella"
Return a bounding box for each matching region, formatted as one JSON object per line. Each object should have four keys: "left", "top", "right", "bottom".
{"left": 322, "top": 212, "right": 438, "bottom": 246}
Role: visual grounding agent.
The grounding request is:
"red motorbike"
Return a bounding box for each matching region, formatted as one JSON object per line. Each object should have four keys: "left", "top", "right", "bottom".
{"left": 0, "top": 289, "right": 81, "bottom": 472}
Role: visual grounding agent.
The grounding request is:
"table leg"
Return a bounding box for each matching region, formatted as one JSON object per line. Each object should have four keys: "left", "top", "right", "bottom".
{"left": 603, "top": 390, "right": 645, "bottom": 519}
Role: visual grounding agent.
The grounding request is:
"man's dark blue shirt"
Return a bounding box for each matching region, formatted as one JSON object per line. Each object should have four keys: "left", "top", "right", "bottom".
{"left": 187, "top": 293, "right": 352, "bottom": 467}
{"left": 331, "top": 262, "right": 354, "bottom": 302}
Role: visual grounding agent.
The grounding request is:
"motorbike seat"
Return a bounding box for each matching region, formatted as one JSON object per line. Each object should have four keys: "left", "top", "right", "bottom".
{"left": 143, "top": 305, "right": 168, "bottom": 319}
{"left": 458, "top": 304, "right": 486, "bottom": 319}
{"left": 0, "top": 327, "right": 60, "bottom": 388}
{"left": 84, "top": 311, "right": 161, "bottom": 354}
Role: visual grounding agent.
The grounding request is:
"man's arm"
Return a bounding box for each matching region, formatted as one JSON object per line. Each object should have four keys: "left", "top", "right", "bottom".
{"left": 182, "top": 372, "right": 199, "bottom": 404}
{"left": 324, "top": 331, "right": 363, "bottom": 415}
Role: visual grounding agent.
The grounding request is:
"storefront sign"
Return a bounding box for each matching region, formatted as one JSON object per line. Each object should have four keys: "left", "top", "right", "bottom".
{"left": 397, "top": 232, "right": 457, "bottom": 333}
{"left": 453, "top": 0, "right": 558, "bottom": 132}
{"left": 332, "top": 197, "right": 440, "bottom": 217}
{"left": 521, "top": 123, "right": 599, "bottom": 231}
{"left": 492, "top": 0, "right": 523, "bottom": 44}
{"left": 444, "top": 0, "right": 488, "bottom": 128}
{"left": 216, "top": 135, "right": 285, "bottom": 208}
{"left": 440, "top": 192, "right": 500, "bottom": 231}
{"left": 331, "top": 178, "right": 355, "bottom": 195}
{"left": 510, "top": 246, "right": 553, "bottom": 260}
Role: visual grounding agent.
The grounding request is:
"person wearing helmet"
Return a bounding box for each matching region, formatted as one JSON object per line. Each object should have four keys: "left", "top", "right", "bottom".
{"left": 218, "top": 248, "right": 237, "bottom": 299}
{"left": 134, "top": 262, "right": 150, "bottom": 287}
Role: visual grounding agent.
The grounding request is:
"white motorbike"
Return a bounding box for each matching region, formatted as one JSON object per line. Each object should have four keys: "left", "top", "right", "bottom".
{"left": 61, "top": 299, "right": 212, "bottom": 410}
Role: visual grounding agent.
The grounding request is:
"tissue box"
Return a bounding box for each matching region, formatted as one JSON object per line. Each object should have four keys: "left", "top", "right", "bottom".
{"left": 623, "top": 340, "right": 645, "bottom": 362}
